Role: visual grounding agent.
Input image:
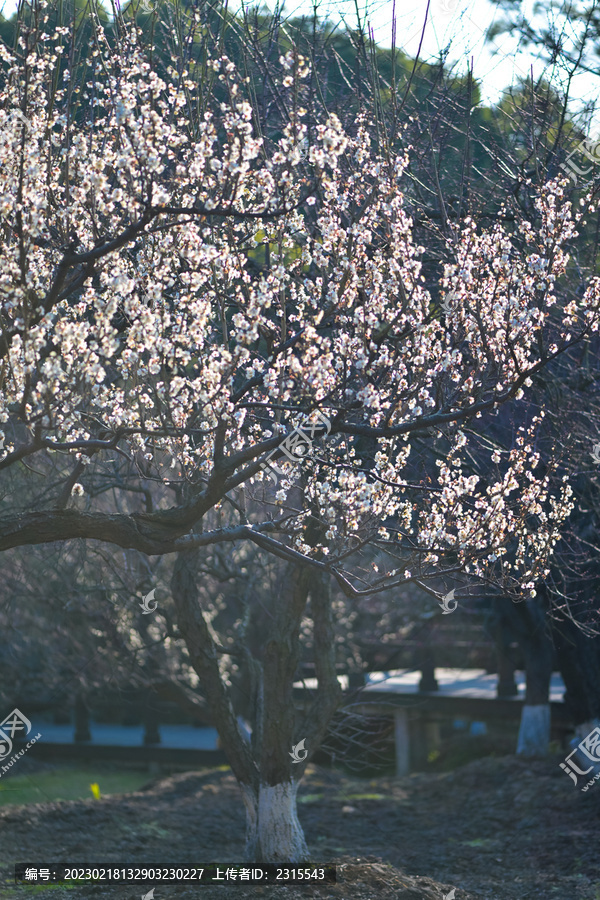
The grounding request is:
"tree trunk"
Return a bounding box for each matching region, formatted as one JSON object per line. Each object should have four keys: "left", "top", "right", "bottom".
{"left": 551, "top": 613, "right": 600, "bottom": 728}
{"left": 252, "top": 562, "right": 313, "bottom": 861}
{"left": 172, "top": 526, "right": 341, "bottom": 864}
{"left": 172, "top": 549, "right": 258, "bottom": 787}
{"left": 143, "top": 694, "right": 161, "bottom": 746}
{"left": 516, "top": 608, "right": 554, "bottom": 757}
{"left": 495, "top": 627, "right": 519, "bottom": 698}
{"left": 240, "top": 782, "right": 308, "bottom": 862}
{"left": 490, "top": 595, "right": 554, "bottom": 757}
{"left": 517, "top": 704, "right": 551, "bottom": 757}
{"left": 73, "top": 692, "right": 91, "bottom": 743}
{"left": 417, "top": 619, "right": 438, "bottom": 692}
{"left": 249, "top": 563, "right": 342, "bottom": 862}
{"left": 172, "top": 548, "right": 311, "bottom": 862}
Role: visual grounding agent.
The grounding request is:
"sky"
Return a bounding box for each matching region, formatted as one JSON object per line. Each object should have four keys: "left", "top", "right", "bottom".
{"left": 2, "top": 0, "right": 600, "bottom": 134}
{"left": 233, "top": 0, "right": 600, "bottom": 132}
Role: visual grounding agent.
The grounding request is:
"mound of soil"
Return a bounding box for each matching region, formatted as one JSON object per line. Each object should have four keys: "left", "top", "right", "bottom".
{"left": 0, "top": 753, "right": 598, "bottom": 899}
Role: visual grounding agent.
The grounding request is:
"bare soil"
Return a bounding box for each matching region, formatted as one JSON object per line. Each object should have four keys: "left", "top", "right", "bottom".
{"left": 0, "top": 753, "right": 598, "bottom": 900}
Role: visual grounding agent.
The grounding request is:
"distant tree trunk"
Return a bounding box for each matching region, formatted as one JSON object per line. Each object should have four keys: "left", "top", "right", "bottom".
{"left": 551, "top": 615, "right": 592, "bottom": 728}
{"left": 143, "top": 691, "right": 161, "bottom": 746}
{"left": 489, "top": 595, "right": 554, "bottom": 756}
{"left": 496, "top": 650, "right": 519, "bottom": 698}
{"left": 551, "top": 610, "right": 600, "bottom": 732}
{"left": 494, "top": 621, "right": 519, "bottom": 698}
{"left": 418, "top": 653, "right": 438, "bottom": 692}
{"left": 514, "top": 597, "right": 554, "bottom": 757}
{"left": 73, "top": 692, "right": 91, "bottom": 742}
{"left": 416, "top": 619, "right": 438, "bottom": 692}
{"left": 517, "top": 703, "right": 551, "bottom": 757}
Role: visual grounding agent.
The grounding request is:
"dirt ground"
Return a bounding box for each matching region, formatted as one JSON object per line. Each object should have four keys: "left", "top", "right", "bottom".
{"left": 0, "top": 753, "right": 598, "bottom": 900}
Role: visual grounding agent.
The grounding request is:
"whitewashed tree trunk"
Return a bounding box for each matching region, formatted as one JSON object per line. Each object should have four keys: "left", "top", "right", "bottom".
{"left": 509, "top": 594, "right": 554, "bottom": 758}
{"left": 517, "top": 704, "right": 550, "bottom": 757}
{"left": 173, "top": 553, "right": 338, "bottom": 865}
{"left": 241, "top": 782, "right": 309, "bottom": 862}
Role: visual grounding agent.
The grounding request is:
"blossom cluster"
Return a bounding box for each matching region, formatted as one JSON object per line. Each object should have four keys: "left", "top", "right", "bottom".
{"left": 0, "top": 18, "right": 597, "bottom": 593}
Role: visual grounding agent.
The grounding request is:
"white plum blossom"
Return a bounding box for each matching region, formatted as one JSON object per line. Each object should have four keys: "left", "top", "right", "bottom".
{"left": 0, "top": 18, "right": 597, "bottom": 600}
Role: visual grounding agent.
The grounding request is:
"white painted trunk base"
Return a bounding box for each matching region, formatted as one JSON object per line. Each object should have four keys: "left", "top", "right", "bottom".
{"left": 517, "top": 704, "right": 550, "bottom": 757}
{"left": 241, "top": 781, "right": 309, "bottom": 863}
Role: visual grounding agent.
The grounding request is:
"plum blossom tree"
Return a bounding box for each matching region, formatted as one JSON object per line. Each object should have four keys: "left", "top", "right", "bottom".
{"left": 1, "top": 3, "right": 600, "bottom": 861}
